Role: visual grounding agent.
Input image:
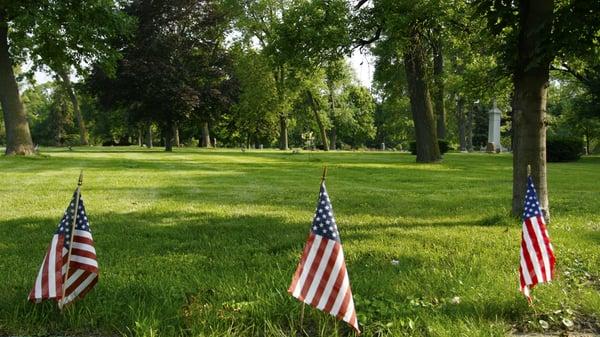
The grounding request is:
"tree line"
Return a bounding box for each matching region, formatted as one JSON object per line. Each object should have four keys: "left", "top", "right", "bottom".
{"left": 0, "top": 0, "right": 599, "bottom": 217}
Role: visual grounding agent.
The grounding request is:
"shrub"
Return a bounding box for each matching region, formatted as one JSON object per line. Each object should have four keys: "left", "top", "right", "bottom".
{"left": 185, "top": 137, "right": 199, "bottom": 147}
{"left": 409, "top": 139, "right": 452, "bottom": 155}
{"left": 547, "top": 137, "right": 584, "bottom": 162}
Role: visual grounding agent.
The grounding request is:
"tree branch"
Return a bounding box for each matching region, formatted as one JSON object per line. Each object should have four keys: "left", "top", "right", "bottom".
{"left": 551, "top": 63, "right": 592, "bottom": 87}
{"left": 354, "top": 0, "right": 369, "bottom": 10}
{"left": 354, "top": 26, "right": 382, "bottom": 48}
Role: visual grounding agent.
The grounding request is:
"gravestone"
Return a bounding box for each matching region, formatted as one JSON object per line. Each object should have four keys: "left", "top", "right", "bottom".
{"left": 487, "top": 100, "right": 502, "bottom": 153}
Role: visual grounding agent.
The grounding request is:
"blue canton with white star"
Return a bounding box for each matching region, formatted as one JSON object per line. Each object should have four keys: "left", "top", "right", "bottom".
{"left": 55, "top": 191, "right": 91, "bottom": 249}
{"left": 311, "top": 183, "right": 340, "bottom": 242}
{"left": 522, "top": 176, "right": 543, "bottom": 221}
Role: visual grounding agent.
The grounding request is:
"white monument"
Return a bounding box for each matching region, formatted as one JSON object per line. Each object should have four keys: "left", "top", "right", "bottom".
{"left": 487, "top": 100, "right": 502, "bottom": 152}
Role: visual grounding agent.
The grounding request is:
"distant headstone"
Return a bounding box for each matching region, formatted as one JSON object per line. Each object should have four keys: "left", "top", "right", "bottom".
{"left": 381, "top": 143, "right": 385, "bottom": 151}
{"left": 259, "top": 144, "right": 263, "bottom": 150}
{"left": 487, "top": 100, "right": 502, "bottom": 152}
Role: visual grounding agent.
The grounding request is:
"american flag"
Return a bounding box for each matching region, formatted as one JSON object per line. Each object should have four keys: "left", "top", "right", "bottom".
{"left": 288, "top": 182, "right": 359, "bottom": 333}
{"left": 518, "top": 176, "right": 556, "bottom": 301}
{"left": 28, "top": 190, "right": 98, "bottom": 307}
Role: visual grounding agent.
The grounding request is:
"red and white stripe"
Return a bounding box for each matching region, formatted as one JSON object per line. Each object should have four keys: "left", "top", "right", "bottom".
{"left": 519, "top": 214, "right": 555, "bottom": 301}
{"left": 29, "top": 230, "right": 98, "bottom": 306}
{"left": 288, "top": 233, "right": 360, "bottom": 333}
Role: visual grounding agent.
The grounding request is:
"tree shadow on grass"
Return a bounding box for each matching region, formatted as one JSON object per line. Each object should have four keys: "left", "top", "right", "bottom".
{"left": 0, "top": 209, "right": 546, "bottom": 336}
{"left": 0, "top": 209, "right": 314, "bottom": 336}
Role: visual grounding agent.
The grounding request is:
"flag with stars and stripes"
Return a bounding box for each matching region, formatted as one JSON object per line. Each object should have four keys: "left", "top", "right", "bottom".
{"left": 28, "top": 189, "right": 98, "bottom": 307}
{"left": 288, "top": 181, "right": 359, "bottom": 333}
{"left": 518, "top": 176, "right": 556, "bottom": 301}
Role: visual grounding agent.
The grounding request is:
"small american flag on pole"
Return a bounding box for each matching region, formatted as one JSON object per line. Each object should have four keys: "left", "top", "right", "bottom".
{"left": 28, "top": 187, "right": 98, "bottom": 308}
{"left": 288, "top": 180, "right": 359, "bottom": 333}
{"left": 518, "top": 175, "right": 556, "bottom": 301}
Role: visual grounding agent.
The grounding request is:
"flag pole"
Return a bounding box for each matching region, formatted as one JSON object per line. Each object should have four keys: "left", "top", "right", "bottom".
{"left": 59, "top": 170, "right": 83, "bottom": 310}
{"left": 527, "top": 164, "right": 531, "bottom": 177}
{"left": 321, "top": 165, "right": 328, "bottom": 184}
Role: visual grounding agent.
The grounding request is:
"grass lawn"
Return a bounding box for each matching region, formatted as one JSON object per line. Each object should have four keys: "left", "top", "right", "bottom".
{"left": 0, "top": 147, "right": 598, "bottom": 337}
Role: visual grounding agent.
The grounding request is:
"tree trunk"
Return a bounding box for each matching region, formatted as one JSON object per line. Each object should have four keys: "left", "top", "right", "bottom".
{"left": 512, "top": 0, "right": 554, "bottom": 218}
{"left": 145, "top": 122, "right": 153, "bottom": 148}
{"left": 164, "top": 123, "right": 173, "bottom": 152}
{"left": 432, "top": 37, "right": 446, "bottom": 140}
{"left": 331, "top": 127, "right": 337, "bottom": 150}
{"left": 0, "top": 20, "right": 34, "bottom": 155}
{"left": 456, "top": 96, "right": 467, "bottom": 151}
{"left": 173, "top": 125, "right": 180, "bottom": 147}
{"left": 137, "top": 126, "right": 142, "bottom": 146}
{"left": 201, "top": 121, "right": 211, "bottom": 148}
{"left": 278, "top": 114, "right": 288, "bottom": 150}
{"left": 584, "top": 129, "right": 590, "bottom": 155}
{"left": 466, "top": 104, "right": 475, "bottom": 152}
{"left": 404, "top": 30, "right": 441, "bottom": 163}
{"left": 328, "top": 80, "right": 337, "bottom": 150}
{"left": 307, "top": 90, "right": 329, "bottom": 151}
{"left": 57, "top": 68, "right": 89, "bottom": 145}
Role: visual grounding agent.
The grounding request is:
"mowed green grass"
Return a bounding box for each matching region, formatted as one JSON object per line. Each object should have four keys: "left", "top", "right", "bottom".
{"left": 0, "top": 148, "right": 598, "bottom": 337}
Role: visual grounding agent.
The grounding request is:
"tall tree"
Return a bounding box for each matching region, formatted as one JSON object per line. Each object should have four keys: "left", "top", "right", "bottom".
{"left": 0, "top": 1, "right": 132, "bottom": 153}
{"left": 236, "top": 0, "right": 296, "bottom": 150}
{"left": 511, "top": 0, "right": 554, "bottom": 218}
{"left": 478, "top": 0, "right": 600, "bottom": 217}
{"left": 90, "top": 0, "right": 236, "bottom": 152}
{"left": 432, "top": 35, "right": 446, "bottom": 140}
{"left": 355, "top": 0, "right": 448, "bottom": 162}
{"left": 0, "top": 17, "right": 32, "bottom": 154}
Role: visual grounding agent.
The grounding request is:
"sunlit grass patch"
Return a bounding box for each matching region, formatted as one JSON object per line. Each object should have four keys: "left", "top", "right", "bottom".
{"left": 0, "top": 149, "right": 598, "bottom": 336}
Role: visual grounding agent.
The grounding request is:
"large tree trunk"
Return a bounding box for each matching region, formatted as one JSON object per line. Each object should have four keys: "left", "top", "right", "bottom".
{"left": 164, "top": 123, "right": 173, "bottom": 152}
{"left": 512, "top": 0, "right": 554, "bottom": 218}
{"left": 466, "top": 104, "right": 475, "bottom": 152}
{"left": 456, "top": 96, "right": 467, "bottom": 151}
{"left": 307, "top": 90, "right": 329, "bottom": 151}
{"left": 432, "top": 37, "right": 446, "bottom": 140}
{"left": 404, "top": 30, "right": 441, "bottom": 163}
{"left": 145, "top": 122, "right": 153, "bottom": 148}
{"left": 57, "top": 68, "right": 89, "bottom": 145}
{"left": 200, "top": 121, "right": 211, "bottom": 148}
{"left": 0, "top": 20, "right": 34, "bottom": 155}
{"left": 173, "top": 125, "right": 180, "bottom": 147}
{"left": 327, "top": 80, "right": 337, "bottom": 150}
{"left": 278, "top": 114, "right": 288, "bottom": 150}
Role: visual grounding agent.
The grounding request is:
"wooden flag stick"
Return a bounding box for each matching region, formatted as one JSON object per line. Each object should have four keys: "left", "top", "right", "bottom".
{"left": 527, "top": 164, "right": 531, "bottom": 177}
{"left": 300, "top": 301, "right": 306, "bottom": 331}
{"left": 320, "top": 165, "right": 328, "bottom": 184}
{"left": 59, "top": 170, "right": 83, "bottom": 310}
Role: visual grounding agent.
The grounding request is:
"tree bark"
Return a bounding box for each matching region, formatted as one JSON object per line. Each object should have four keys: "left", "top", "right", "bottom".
{"left": 307, "top": 90, "right": 329, "bottom": 151}
{"left": 57, "top": 68, "right": 89, "bottom": 145}
{"left": 327, "top": 79, "right": 337, "bottom": 150}
{"left": 164, "top": 123, "right": 173, "bottom": 152}
{"left": 512, "top": 0, "right": 554, "bottom": 218}
{"left": 466, "top": 104, "right": 475, "bottom": 152}
{"left": 456, "top": 96, "right": 466, "bottom": 151}
{"left": 278, "top": 114, "right": 288, "bottom": 150}
{"left": 201, "top": 121, "right": 211, "bottom": 148}
{"left": 0, "top": 20, "right": 34, "bottom": 155}
{"left": 432, "top": 37, "right": 446, "bottom": 140}
{"left": 404, "top": 30, "right": 441, "bottom": 163}
{"left": 145, "top": 122, "right": 153, "bottom": 148}
{"left": 137, "top": 126, "right": 142, "bottom": 146}
{"left": 275, "top": 66, "right": 288, "bottom": 150}
{"left": 173, "top": 125, "right": 180, "bottom": 147}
